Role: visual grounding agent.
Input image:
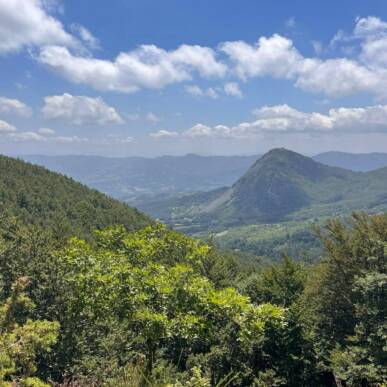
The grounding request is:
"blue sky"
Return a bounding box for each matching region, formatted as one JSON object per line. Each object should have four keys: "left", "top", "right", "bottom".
{"left": 1, "top": 0, "right": 387, "bottom": 156}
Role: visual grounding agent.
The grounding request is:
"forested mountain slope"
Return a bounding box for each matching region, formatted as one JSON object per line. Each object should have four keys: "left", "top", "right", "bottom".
{"left": 0, "top": 155, "right": 151, "bottom": 237}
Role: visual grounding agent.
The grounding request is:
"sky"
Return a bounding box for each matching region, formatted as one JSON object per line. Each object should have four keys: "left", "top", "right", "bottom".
{"left": 2, "top": 0, "right": 387, "bottom": 156}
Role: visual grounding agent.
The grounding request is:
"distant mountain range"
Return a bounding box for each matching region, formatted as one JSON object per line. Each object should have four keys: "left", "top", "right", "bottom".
{"left": 22, "top": 154, "right": 258, "bottom": 200}
{"left": 134, "top": 149, "right": 387, "bottom": 229}
{"left": 313, "top": 151, "right": 387, "bottom": 172}
{"left": 20, "top": 151, "right": 387, "bottom": 201}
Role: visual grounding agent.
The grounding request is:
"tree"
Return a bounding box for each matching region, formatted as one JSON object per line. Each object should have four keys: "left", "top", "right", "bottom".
{"left": 0, "top": 277, "right": 59, "bottom": 386}
{"left": 302, "top": 213, "right": 387, "bottom": 385}
{"left": 243, "top": 255, "right": 307, "bottom": 307}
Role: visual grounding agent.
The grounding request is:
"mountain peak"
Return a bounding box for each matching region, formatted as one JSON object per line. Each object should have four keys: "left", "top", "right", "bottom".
{"left": 261, "top": 148, "right": 309, "bottom": 161}
{"left": 223, "top": 148, "right": 348, "bottom": 222}
{"left": 246, "top": 148, "right": 320, "bottom": 180}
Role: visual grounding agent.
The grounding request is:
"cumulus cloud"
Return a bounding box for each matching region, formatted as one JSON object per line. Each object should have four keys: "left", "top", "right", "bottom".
{"left": 223, "top": 82, "right": 242, "bottom": 98}
{"left": 9, "top": 131, "right": 45, "bottom": 141}
{"left": 38, "top": 44, "right": 227, "bottom": 92}
{"left": 29, "top": 14, "right": 387, "bottom": 98}
{"left": 218, "top": 18, "right": 387, "bottom": 98}
{"left": 53, "top": 135, "right": 88, "bottom": 143}
{"left": 0, "top": 119, "right": 17, "bottom": 133}
{"left": 185, "top": 85, "right": 204, "bottom": 97}
{"left": 0, "top": 0, "right": 76, "bottom": 53}
{"left": 5, "top": 128, "right": 89, "bottom": 143}
{"left": 173, "top": 104, "right": 387, "bottom": 140}
{"left": 185, "top": 84, "right": 241, "bottom": 99}
{"left": 149, "top": 129, "right": 178, "bottom": 139}
{"left": 220, "top": 34, "right": 302, "bottom": 80}
{"left": 70, "top": 24, "right": 100, "bottom": 50}
{"left": 184, "top": 123, "right": 234, "bottom": 138}
{"left": 4, "top": 6, "right": 387, "bottom": 100}
{"left": 354, "top": 16, "right": 387, "bottom": 38}
{"left": 185, "top": 85, "right": 219, "bottom": 99}
{"left": 38, "top": 127, "right": 55, "bottom": 135}
{"left": 42, "top": 93, "right": 124, "bottom": 125}
{"left": 0, "top": 97, "right": 32, "bottom": 116}
{"left": 146, "top": 112, "right": 161, "bottom": 123}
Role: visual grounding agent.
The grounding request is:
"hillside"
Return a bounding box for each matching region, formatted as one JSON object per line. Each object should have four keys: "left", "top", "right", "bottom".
{"left": 135, "top": 148, "right": 387, "bottom": 229}
{"left": 0, "top": 155, "right": 151, "bottom": 237}
{"left": 22, "top": 154, "right": 258, "bottom": 200}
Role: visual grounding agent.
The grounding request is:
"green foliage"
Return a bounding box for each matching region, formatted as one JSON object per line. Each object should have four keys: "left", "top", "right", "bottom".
{"left": 55, "top": 225, "right": 293, "bottom": 384}
{"left": 0, "top": 220, "right": 315, "bottom": 385}
{"left": 302, "top": 212, "right": 387, "bottom": 386}
{"left": 0, "top": 277, "right": 59, "bottom": 386}
{"left": 243, "top": 255, "right": 307, "bottom": 307}
{"left": 0, "top": 155, "right": 150, "bottom": 240}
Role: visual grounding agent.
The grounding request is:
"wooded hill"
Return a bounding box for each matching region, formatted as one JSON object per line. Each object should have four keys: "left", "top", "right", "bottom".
{"left": 0, "top": 155, "right": 151, "bottom": 238}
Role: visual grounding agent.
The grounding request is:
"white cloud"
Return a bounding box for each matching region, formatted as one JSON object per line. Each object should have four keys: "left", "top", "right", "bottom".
{"left": 146, "top": 112, "right": 161, "bottom": 123}
{"left": 9, "top": 11, "right": 387, "bottom": 99}
{"left": 179, "top": 104, "right": 387, "bottom": 140}
{"left": 0, "top": 97, "right": 32, "bottom": 116}
{"left": 220, "top": 34, "right": 302, "bottom": 80}
{"left": 0, "top": 120, "right": 17, "bottom": 133}
{"left": 118, "top": 136, "right": 134, "bottom": 144}
{"left": 185, "top": 123, "right": 212, "bottom": 138}
{"left": 295, "top": 58, "right": 381, "bottom": 97}
{"left": 185, "top": 83, "right": 241, "bottom": 99}
{"left": 42, "top": 93, "right": 124, "bottom": 125}
{"left": 53, "top": 135, "right": 88, "bottom": 143}
{"left": 6, "top": 129, "right": 89, "bottom": 143}
{"left": 9, "top": 131, "right": 45, "bottom": 141}
{"left": 185, "top": 85, "right": 219, "bottom": 99}
{"left": 311, "top": 40, "right": 323, "bottom": 55}
{"left": 184, "top": 123, "right": 231, "bottom": 138}
{"left": 70, "top": 23, "right": 99, "bottom": 50}
{"left": 149, "top": 129, "right": 178, "bottom": 139}
{"left": 185, "top": 85, "right": 204, "bottom": 97}
{"left": 206, "top": 87, "right": 219, "bottom": 99}
{"left": 38, "top": 43, "right": 226, "bottom": 93}
{"left": 220, "top": 27, "right": 387, "bottom": 98}
{"left": 0, "top": 0, "right": 76, "bottom": 54}
{"left": 38, "top": 127, "right": 55, "bottom": 135}
{"left": 223, "top": 82, "right": 242, "bottom": 98}
{"left": 354, "top": 16, "right": 387, "bottom": 38}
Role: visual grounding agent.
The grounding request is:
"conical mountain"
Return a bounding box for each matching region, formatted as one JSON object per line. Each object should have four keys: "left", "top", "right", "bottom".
{"left": 135, "top": 148, "right": 387, "bottom": 228}
{"left": 200, "top": 148, "right": 359, "bottom": 224}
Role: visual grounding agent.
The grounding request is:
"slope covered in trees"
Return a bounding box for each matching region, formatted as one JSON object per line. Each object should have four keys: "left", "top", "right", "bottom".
{"left": 0, "top": 155, "right": 151, "bottom": 238}
{"left": 0, "top": 213, "right": 385, "bottom": 386}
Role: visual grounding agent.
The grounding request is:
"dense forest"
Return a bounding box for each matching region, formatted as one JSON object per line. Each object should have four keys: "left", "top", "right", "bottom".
{"left": 1, "top": 217, "right": 386, "bottom": 386}
{"left": 0, "top": 155, "right": 151, "bottom": 239}
{"left": 0, "top": 156, "right": 386, "bottom": 386}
